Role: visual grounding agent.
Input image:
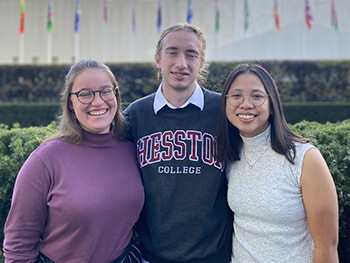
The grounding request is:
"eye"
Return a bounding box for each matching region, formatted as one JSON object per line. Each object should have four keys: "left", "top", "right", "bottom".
{"left": 229, "top": 93, "right": 242, "bottom": 99}
{"left": 251, "top": 93, "right": 265, "bottom": 100}
{"left": 78, "top": 90, "right": 93, "bottom": 97}
{"left": 101, "top": 87, "right": 113, "bottom": 94}
{"left": 167, "top": 51, "right": 177, "bottom": 56}
{"left": 187, "top": 53, "right": 198, "bottom": 59}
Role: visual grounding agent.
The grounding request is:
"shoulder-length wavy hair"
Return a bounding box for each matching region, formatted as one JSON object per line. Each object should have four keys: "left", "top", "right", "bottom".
{"left": 45, "top": 59, "right": 126, "bottom": 144}
{"left": 216, "top": 63, "right": 310, "bottom": 164}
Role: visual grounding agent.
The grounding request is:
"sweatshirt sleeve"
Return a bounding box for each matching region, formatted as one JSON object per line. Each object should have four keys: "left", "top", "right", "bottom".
{"left": 3, "top": 152, "right": 50, "bottom": 263}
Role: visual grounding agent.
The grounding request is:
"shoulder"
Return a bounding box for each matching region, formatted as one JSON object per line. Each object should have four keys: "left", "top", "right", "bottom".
{"left": 201, "top": 87, "right": 221, "bottom": 99}
{"left": 124, "top": 93, "right": 155, "bottom": 114}
{"left": 201, "top": 87, "right": 221, "bottom": 110}
{"left": 294, "top": 142, "right": 315, "bottom": 159}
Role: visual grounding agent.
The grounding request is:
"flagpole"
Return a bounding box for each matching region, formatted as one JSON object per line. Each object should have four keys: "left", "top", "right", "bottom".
{"left": 47, "top": 33, "right": 52, "bottom": 64}
{"left": 19, "top": 34, "right": 24, "bottom": 64}
{"left": 47, "top": 0, "right": 53, "bottom": 64}
{"left": 19, "top": 0, "right": 25, "bottom": 64}
{"left": 74, "top": 0, "right": 81, "bottom": 63}
{"left": 103, "top": 0, "right": 108, "bottom": 62}
{"left": 75, "top": 34, "right": 80, "bottom": 63}
{"left": 215, "top": 0, "right": 219, "bottom": 61}
{"left": 131, "top": 0, "right": 135, "bottom": 62}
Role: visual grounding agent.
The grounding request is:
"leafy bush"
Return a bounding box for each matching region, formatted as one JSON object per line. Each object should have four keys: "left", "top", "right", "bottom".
{"left": 0, "top": 120, "right": 349, "bottom": 262}
{"left": 291, "top": 120, "right": 350, "bottom": 262}
{"left": 0, "top": 122, "right": 57, "bottom": 252}
{"left": 1, "top": 61, "right": 350, "bottom": 103}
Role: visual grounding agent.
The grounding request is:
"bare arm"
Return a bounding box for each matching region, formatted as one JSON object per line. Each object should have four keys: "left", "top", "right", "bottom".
{"left": 300, "top": 148, "right": 339, "bottom": 263}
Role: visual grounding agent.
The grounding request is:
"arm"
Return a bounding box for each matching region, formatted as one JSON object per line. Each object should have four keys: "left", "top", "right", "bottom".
{"left": 300, "top": 148, "right": 339, "bottom": 263}
{"left": 3, "top": 153, "right": 49, "bottom": 262}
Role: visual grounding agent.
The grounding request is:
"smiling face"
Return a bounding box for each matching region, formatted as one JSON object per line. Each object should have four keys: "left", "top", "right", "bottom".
{"left": 155, "top": 30, "right": 203, "bottom": 94}
{"left": 70, "top": 69, "right": 117, "bottom": 134}
{"left": 226, "top": 73, "right": 271, "bottom": 138}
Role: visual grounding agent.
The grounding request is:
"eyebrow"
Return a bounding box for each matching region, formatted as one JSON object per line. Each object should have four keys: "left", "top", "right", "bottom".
{"left": 229, "top": 88, "right": 265, "bottom": 93}
{"left": 164, "top": 46, "right": 199, "bottom": 55}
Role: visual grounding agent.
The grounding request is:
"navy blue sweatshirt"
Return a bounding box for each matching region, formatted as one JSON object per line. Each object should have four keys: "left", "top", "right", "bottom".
{"left": 124, "top": 88, "right": 232, "bottom": 263}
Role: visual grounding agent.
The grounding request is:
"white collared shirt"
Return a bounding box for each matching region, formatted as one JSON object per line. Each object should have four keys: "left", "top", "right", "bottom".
{"left": 153, "top": 82, "right": 204, "bottom": 114}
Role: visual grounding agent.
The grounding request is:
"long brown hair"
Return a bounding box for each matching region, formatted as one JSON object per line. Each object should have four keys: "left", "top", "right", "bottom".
{"left": 216, "top": 64, "right": 310, "bottom": 164}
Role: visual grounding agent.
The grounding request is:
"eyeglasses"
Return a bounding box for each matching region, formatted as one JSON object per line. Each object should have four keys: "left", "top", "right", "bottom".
{"left": 70, "top": 86, "right": 118, "bottom": 104}
{"left": 226, "top": 91, "right": 268, "bottom": 107}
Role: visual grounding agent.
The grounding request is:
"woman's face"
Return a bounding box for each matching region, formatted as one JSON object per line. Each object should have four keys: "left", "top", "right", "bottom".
{"left": 70, "top": 69, "right": 117, "bottom": 134}
{"left": 225, "top": 73, "right": 271, "bottom": 138}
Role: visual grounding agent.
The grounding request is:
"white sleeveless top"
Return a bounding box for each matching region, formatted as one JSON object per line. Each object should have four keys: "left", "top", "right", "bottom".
{"left": 226, "top": 126, "right": 314, "bottom": 262}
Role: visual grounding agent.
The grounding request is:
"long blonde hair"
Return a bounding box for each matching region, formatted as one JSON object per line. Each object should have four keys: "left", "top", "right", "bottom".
{"left": 45, "top": 59, "right": 125, "bottom": 144}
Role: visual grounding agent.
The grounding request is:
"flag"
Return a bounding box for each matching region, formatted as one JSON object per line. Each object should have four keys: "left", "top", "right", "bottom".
{"left": 187, "top": 0, "right": 193, "bottom": 24}
{"left": 273, "top": 0, "right": 280, "bottom": 32}
{"left": 103, "top": 0, "right": 108, "bottom": 23}
{"left": 131, "top": 0, "right": 136, "bottom": 33}
{"left": 20, "top": 0, "right": 25, "bottom": 34}
{"left": 215, "top": 0, "right": 220, "bottom": 33}
{"left": 244, "top": 0, "right": 249, "bottom": 31}
{"left": 75, "top": 0, "right": 81, "bottom": 33}
{"left": 157, "top": 0, "right": 162, "bottom": 33}
{"left": 47, "top": 0, "right": 53, "bottom": 33}
{"left": 331, "top": 0, "right": 339, "bottom": 31}
{"left": 305, "top": 0, "right": 313, "bottom": 30}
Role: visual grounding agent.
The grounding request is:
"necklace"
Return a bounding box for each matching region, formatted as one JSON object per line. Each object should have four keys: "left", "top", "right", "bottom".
{"left": 243, "top": 144, "right": 270, "bottom": 169}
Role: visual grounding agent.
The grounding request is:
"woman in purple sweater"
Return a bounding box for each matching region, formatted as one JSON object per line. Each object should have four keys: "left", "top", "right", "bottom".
{"left": 3, "top": 60, "right": 145, "bottom": 263}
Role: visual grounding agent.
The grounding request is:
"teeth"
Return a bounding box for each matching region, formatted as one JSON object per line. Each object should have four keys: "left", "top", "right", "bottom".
{"left": 89, "top": 110, "right": 106, "bottom": 116}
{"left": 238, "top": 114, "right": 254, "bottom": 119}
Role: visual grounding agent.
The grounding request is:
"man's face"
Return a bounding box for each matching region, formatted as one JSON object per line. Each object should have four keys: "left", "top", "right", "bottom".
{"left": 155, "top": 30, "right": 203, "bottom": 94}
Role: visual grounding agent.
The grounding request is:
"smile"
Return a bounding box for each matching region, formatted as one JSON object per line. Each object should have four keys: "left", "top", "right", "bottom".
{"left": 89, "top": 109, "right": 108, "bottom": 116}
{"left": 238, "top": 114, "right": 255, "bottom": 119}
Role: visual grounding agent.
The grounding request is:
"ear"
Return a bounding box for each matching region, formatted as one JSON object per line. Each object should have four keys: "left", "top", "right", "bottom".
{"left": 68, "top": 98, "right": 73, "bottom": 110}
{"left": 199, "top": 60, "right": 205, "bottom": 73}
{"left": 155, "top": 54, "right": 161, "bottom": 69}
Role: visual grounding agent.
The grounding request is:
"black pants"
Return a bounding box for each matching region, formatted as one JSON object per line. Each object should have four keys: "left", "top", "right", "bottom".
{"left": 36, "top": 240, "right": 142, "bottom": 263}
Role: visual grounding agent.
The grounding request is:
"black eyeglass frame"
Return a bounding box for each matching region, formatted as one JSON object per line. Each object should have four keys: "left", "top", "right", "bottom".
{"left": 70, "top": 86, "right": 118, "bottom": 104}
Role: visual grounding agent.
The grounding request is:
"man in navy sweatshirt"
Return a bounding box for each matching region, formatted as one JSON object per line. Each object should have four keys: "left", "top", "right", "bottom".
{"left": 124, "top": 23, "right": 232, "bottom": 263}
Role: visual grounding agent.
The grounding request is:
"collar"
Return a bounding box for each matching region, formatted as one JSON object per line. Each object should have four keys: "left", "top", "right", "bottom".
{"left": 153, "top": 82, "right": 204, "bottom": 114}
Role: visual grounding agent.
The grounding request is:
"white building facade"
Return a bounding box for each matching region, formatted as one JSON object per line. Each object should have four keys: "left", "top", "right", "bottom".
{"left": 0, "top": 0, "right": 350, "bottom": 65}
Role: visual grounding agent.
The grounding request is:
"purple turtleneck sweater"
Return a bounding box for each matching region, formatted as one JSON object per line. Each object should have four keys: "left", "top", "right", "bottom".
{"left": 3, "top": 130, "right": 144, "bottom": 263}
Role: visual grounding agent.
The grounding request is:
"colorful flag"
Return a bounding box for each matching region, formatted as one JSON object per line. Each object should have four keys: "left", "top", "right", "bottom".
{"left": 103, "top": 0, "right": 108, "bottom": 23}
{"left": 47, "top": 0, "right": 53, "bottom": 33}
{"left": 20, "top": 0, "right": 25, "bottom": 34}
{"left": 331, "top": 0, "right": 339, "bottom": 31}
{"left": 131, "top": 0, "right": 136, "bottom": 33}
{"left": 305, "top": 0, "right": 313, "bottom": 30}
{"left": 157, "top": 0, "right": 162, "bottom": 33}
{"left": 75, "top": 0, "right": 81, "bottom": 33}
{"left": 187, "top": 0, "right": 193, "bottom": 24}
{"left": 215, "top": 0, "right": 220, "bottom": 33}
{"left": 273, "top": 0, "right": 280, "bottom": 32}
{"left": 244, "top": 0, "right": 249, "bottom": 31}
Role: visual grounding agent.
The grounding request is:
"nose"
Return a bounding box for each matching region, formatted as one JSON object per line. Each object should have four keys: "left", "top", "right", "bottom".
{"left": 175, "top": 53, "right": 187, "bottom": 69}
{"left": 91, "top": 91, "right": 104, "bottom": 105}
{"left": 239, "top": 96, "right": 254, "bottom": 108}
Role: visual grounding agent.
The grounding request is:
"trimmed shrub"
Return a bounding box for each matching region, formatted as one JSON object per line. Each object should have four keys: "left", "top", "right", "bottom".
{"left": 0, "top": 120, "right": 349, "bottom": 262}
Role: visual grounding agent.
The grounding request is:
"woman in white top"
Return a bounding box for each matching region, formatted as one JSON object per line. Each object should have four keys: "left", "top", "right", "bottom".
{"left": 215, "top": 64, "right": 339, "bottom": 263}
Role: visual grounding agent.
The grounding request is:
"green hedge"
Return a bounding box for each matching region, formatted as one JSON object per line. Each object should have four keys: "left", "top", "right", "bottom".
{"left": 1, "top": 61, "right": 350, "bottom": 103}
{"left": 0, "top": 102, "right": 349, "bottom": 128}
{"left": 0, "top": 120, "right": 349, "bottom": 262}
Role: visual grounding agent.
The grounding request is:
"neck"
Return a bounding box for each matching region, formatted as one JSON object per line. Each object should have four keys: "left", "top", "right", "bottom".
{"left": 162, "top": 83, "right": 196, "bottom": 108}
